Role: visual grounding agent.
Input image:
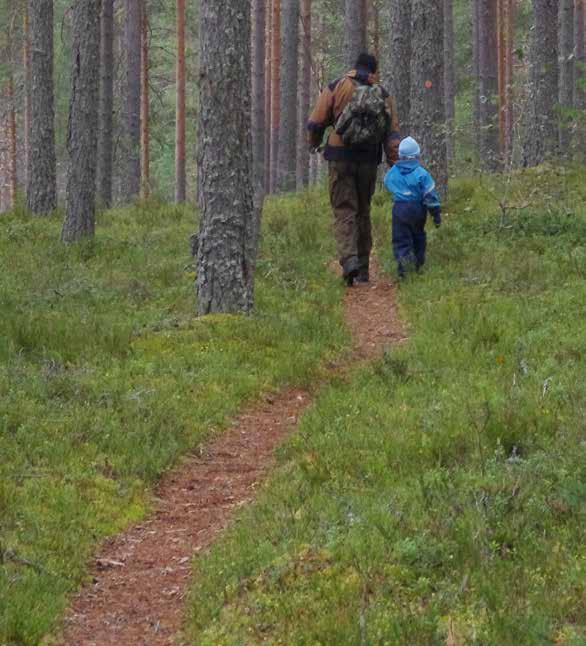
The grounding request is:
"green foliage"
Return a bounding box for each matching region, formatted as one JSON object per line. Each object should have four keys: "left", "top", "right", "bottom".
{"left": 187, "top": 167, "right": 586, "bottom": 645}
{"left": 0, "top": 191, "right": 348, "bottom": 645}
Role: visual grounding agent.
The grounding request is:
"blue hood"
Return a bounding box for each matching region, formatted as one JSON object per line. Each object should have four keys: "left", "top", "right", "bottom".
{"left": 396, "top": 159, "right": 420, "bottom": 175}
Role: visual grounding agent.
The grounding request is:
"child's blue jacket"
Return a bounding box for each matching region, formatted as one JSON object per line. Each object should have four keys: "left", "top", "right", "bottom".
{"left": 384, "top": 160, "right": 441, "bottom": 211}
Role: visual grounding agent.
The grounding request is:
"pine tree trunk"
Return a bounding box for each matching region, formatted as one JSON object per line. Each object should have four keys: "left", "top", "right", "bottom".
{"left": 7, "top": 77, "right": 16, "bottom": 209}
{"left": 296, "top": 0, "right": 311, "bottom": 190}
{"left": 472, "top": 0, "right": 481, "bottom": 154}
{"left": 277, "top": 0, "right": 298, "bottom": 192}
{"left": 444, "top": 0, "right": 455, "bottom": 162}
{"left": 478, "top": 0, "right": 499, "bottom": 169}
{"left": 389, "top": 0, "right": 411, "bottom": 134}
{"left": 252, "top": 0, "right": 266, "bottom": 203}
{"left": 27, "top": 0, "right": 57, "bottom": 215}
{"left": 140, "top": 6, "right": 150, "bottom": 200}
{"left": 196, "top": 0, "right": 256, "bottom": 315}
{"left": 125, "top": 0, "right": 141, "bottom": 199}
{"left": 0, "top": 87, "right": 8, "bottom": 211}
{"left": 23, "top": 7, "right": 31, "bottom": 192}
{"left": 505, "top": 0, "right": 514, "bottom": 157}
{"left": 558, "top": 0, "right": 574, "bottom": 153}
{"left": 0, "top": 110, "right": 6, "bottom": 212}
{"left": 264, "top": 0, "right": 272, "bottom": 193}
{"left": 345, "top": 0, "right": 368, "bottom": 67}
{"left": 269, "top": 0, "right": 281, "bottom": 193}
{"left": 372, "top": 0, "right": 380, "bottom": 62}
{"left": 576, "top": 0, "right": 585, "bottom": 111}
{"left": 410, "top": 0, "right": 448, "bottom": 197}
{"left": 175, "top": 0, "right": 186, "bottom": 203}
{"left": 524, "top": 0, "right": 559, "bottom": 166}
{"left": 61, "top": 0, "right": 100, "bottom": 242}
{"left": 97, "top": 0, "right": 114, "bottom": 208}
{"left": 497, "top": 0, "right": 507, "bottom": 158}
{"left": 3, "top": 16, "right": 17, "bottom": 210}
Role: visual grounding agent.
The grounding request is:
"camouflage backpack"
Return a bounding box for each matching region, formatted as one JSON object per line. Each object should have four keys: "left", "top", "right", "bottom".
{"left": 335, "top": 82, "right": 389, "bottom": 147}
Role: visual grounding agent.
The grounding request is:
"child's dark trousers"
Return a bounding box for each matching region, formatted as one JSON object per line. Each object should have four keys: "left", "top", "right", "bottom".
{"left": 392, "top": 202, "right": 427, "bottom": 277}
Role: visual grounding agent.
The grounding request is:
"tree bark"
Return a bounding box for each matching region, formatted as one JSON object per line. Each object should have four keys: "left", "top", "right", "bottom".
{"left": 558, "top": 0, "right": 574, "bottom": 152}
{"left": 472, "top": 0, "right": 481, "bottom": 154}
{"left": 97, "top": 0, "right": 114, "bottom": 208}
{"left": 478, "top": 0, "right": 499, "bottom": 169}
{"left": 495, "top": 0, "right": 515, "bottom": 160}
{"left": 388, "top": 0, "right": 411, "bottom": 134}
{"left": 6, "top": 78, "right": 17, "bottom": 210}
{"left": 2, "top": 13, "right": 17, "bottom": 210}
{"left": 269, "top": 0, "right": 280, "bottom": 193}
{"left": 576, "top": 0, "right": 585, "bottom": 112}
{"left": 61, "top": 0, "right": 100, "bottom": 242}
{"left": 505, "top": 0, "right": 514, "bottom": 156}
{"left": 296, "top": 0, "right": 311, "bottom": 190}
{"left": 0, "top": 109, "right": 6, "bottom": 212}
{"left": 140, "top": 5, "right": 150, "bottom": 200}
{"left": 175, "top": 0, "right": 186, "bottom": 203}
{"left": 444, "top": 0, "right": 455, "bottom": 162}
{"left": 0, "top": 86, "right": 9, "bottom": 212}
{"left": 276, "top": 0, "right": 298, "bottom": 192}
{"left": 23, "top": 7, "right": 32, "bottom": 192}
{"left": 410, "top": 0, "right": 448, "bottom": 197}
{"left": 197, "top": 0, "right": 256, "bottom": 315}
{"left": 264, "top": 0, "right": 272, "bottom": 193}
{"left": 345, "top": 0, "right": 368, "bottom": 68}
{"left": 27, "top": 0, "right": 57, "bottom": 215}
{"left": 524, "top": 0, "right": 559, "bottom": 166}
{"left": 252, "top": 0, "right": 266, "bottom": 203}
{"left": 125, "top": 0, "right": 141, "bottom": 199}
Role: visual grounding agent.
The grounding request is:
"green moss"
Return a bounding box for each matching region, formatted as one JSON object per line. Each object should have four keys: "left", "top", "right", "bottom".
{"left": 186, "top": 166, "right": 586, "bottom": 645}
{"left": 0, "top": 191, "right": 348, "bottom": 644}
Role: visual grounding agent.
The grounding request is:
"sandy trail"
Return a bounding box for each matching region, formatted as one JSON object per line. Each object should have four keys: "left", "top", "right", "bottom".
{"left": 61, "top": 261, "right": 405, "bottom": 645}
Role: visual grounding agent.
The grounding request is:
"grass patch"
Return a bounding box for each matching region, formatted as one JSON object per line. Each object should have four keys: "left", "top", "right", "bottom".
{"left": 187, "top": 167, "right": 586, "bottom": 645}
{"left": 0, "top": 191, "right": 348, "bottom": 645}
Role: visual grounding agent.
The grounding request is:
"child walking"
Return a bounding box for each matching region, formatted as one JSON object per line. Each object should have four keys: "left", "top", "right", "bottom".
{"left": 384, "top": 137, "right": 442, "bottom": 278}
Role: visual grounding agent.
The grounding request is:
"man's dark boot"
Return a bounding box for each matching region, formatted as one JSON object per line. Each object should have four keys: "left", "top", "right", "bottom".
{"left": 342, "top": 256, "right": 360, "bottom": 287}
{"left": 355, "top": 257, "right": 369, "bottom": 283}
{"left": 355, "top": 268, "right": 369, "bottom": 283}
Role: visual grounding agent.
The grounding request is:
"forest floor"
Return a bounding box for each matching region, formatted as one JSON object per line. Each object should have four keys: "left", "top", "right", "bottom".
{"left": 60, "top": 261, "right": 405, "bottom": 645}
{"left": 2, "top": 166, "right": 586, "bottom": 645}
{"left": 187, "top": 166, "right": 586, "bottom": 644}
{"left": 0, "top": 191, "right": 349, "bottom": 644}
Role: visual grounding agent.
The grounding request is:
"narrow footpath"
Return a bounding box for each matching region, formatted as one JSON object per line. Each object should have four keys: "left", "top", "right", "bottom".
{"left": 61, "top": 261, "right": 405, "bottom": 645}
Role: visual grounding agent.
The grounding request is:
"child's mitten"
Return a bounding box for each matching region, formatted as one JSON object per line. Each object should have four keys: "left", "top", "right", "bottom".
{"left": 429, "top": 207, "right": 442, "bottom": 228}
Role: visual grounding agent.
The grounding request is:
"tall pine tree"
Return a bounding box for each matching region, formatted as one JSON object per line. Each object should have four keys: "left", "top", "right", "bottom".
{"left": 277, "top": 0, "right": 299, "bottom": 192}
{"left": 410, "top": 0, "right": 448, "bottom": 196}
{"left": 62, "top": 0, "right": 100, "bottom": 242}
{"left": 524, "top": 0, "right": 559, "bottom": 165}
{"left": 27, "top": 0, "right": 56, "bottom": 215}
{"left": 196, "top": 0, "right": 256, "bottom": 315}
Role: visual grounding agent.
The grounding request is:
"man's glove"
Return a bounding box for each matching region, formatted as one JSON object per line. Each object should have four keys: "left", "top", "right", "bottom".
{"left": 429, "top": 207, "right": 442, "bottom": 228}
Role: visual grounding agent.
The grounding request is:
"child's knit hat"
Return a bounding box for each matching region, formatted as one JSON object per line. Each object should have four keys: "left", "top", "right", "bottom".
{"left": 399, "top": 136, "right": 421, "bottom": 159}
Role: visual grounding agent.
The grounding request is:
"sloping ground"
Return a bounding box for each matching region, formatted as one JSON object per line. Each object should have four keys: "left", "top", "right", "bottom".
{"left": 60, "top": 263, "right": 404, "bottom": 645}
{"left": 187, "top": 168, "right": 586, "bottom": 644}
{"left": 0, "top": 192, "right": 348, "bottom": 645}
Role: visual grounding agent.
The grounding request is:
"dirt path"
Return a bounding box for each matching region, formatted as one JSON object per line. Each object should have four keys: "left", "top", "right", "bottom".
{"left": 61, "top": 261, "right": 404, "bottom": 645}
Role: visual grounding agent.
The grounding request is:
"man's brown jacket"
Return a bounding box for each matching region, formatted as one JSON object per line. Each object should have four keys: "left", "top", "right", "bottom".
{"left": 307, "top": 69, "right": 400, "bottom": 166}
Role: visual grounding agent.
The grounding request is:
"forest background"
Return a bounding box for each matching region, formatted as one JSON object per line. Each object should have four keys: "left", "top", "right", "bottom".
{"left": 0, "top": 0, "right": 584, "bottom": 210}
{"left": 0, "top": 0, "right": 585, "bottom": 644}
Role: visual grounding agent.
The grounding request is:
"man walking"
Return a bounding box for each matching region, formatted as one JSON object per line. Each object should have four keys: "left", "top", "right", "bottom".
{"left": 307, "top": 53, "right": 400, "bottom": 285}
